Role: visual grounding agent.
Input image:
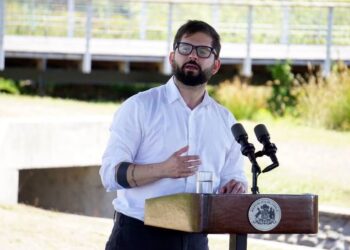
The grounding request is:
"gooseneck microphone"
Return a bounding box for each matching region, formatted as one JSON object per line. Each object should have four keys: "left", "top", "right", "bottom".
{"left": 254, "top": 124, "right": 279, "bottom": 173}
{"left": 231, "top": 123, "right": 260, "bottom": 171}
{"left": 231, "top": 123, "right": 279, "bottom": 194}
{"left": 231, "top": 123, "right": 261, "bottom": 194}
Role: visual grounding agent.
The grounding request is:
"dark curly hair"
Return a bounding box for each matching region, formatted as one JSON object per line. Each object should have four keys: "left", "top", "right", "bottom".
{"left": 173, "top": 20, "right": 221, "bottom": 59}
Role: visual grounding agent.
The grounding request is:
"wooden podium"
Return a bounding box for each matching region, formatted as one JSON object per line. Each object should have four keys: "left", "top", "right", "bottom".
{"left": 144, "top": 193, "right": 318, "bottom": 249}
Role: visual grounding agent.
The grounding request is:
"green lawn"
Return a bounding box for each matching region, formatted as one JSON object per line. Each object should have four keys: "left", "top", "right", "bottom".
{"left": 2, "top": 94, "right": 349, "bottom": 208}
{"left": 242, "top": 119, "right": 350, "bottom": 208}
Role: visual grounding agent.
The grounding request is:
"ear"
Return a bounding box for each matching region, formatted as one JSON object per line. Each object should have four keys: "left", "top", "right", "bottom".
{"left": 169, "top": 51, "right": 175, "bottom": 66}
{"left": 211, "top": 59, "right": 221, "bottom": 75}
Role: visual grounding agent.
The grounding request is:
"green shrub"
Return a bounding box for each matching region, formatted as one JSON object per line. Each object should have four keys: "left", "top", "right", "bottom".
{"left": 296, "top": 62, "right": 350, "bottom": 131}
{"left": 214, "top": 77, "right": 270, "bottom": 120}
{"left": 267, "top": 62, "right": 299, "bottom": 116}
{"left": 0, "top": 78, "right": 20, "bottom": 95}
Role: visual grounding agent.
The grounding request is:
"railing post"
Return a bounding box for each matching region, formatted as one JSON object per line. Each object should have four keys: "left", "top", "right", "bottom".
{"left": 67, "top": 0, "right": 75, "bottom": 38}
{"left": 0, "top": 0, "right": 4, "bottom": 70}
{"left": 82, "top": 0, "right": 92, "bottom": 74}
{"left": 323, "top": 6, "right": 334, "bottom": 77}
{"left": 280, "top": 1, "right": 290, "bottom": 45}
{"left": 29, "top": 0, "right": 36, "bottom": 33}
{"left": 243, "top": 5, "right": 253, "bottom": 77}
{"left": 162, "top": 2, "right": 173, "bottom": 75}
{"left": 140, "top": 0, "right": 148, "bottom": 40}
{"left": 212, "top": 0, "right": 220, "bottom": 29}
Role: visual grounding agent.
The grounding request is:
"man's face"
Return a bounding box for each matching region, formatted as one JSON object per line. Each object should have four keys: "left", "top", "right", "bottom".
{"left": 170, "top": 32, "right": 221, "bottom": 86}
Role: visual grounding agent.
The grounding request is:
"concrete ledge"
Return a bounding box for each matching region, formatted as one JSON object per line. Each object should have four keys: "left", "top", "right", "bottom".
{"left": 0, "top": 116, "right": 110, "bottom": 169}
{"left": 0, "top": 168, "right": 19, "bottom": 204}
{"left": 0, "top": 116, "right": 112, "bottom": 204}
{"left": 320, "top": 205, "right": 350, "bottom": 217}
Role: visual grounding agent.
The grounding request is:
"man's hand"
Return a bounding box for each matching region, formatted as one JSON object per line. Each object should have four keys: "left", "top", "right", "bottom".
{"left": 219, "top": 179, "right": 247, "bottom": 194}
{"left": 162, "top": 145, "right": 201, "bottom": 178}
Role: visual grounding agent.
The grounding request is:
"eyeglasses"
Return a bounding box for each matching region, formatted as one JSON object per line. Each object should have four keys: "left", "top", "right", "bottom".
{"left": 175, "top": 42, "right": 217, "bottom": 58}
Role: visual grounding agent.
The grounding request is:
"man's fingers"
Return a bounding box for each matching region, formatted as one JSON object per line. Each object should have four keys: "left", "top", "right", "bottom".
{"left": 231, "top": 183, "right": 240, "bottom": 193}
{"left": 182, "top": 155, "right": 200, "bottom": 162}
{"left": 174, "top": 145, "right": 189, "bottom": 156}
{"left": 185, "top": 166, "right": 198, "bottom": 174}
{"left": 220, "top": 180, "right": 246, "bottom": 194}
{"left": 219, "top": 186, "right": 227, "bottom": 194}
{"left": 177, "top": 166, "right": 198, "bottom": 177}
{"left": 185, "top": 159, "right": 201, "bottom": 167}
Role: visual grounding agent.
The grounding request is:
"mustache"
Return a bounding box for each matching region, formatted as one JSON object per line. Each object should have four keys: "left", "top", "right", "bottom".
{"left": 183, "top": 61, "right": 200, "bottom": 69}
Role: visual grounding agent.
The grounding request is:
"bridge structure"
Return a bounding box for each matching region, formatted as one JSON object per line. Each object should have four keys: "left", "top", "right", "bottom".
{"left": 0, "top": 0, "right": 350, "bottom": 87}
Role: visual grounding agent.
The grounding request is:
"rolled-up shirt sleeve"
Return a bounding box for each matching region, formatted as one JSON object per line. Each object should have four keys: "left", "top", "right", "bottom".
{"left": 100, "top": 96, "right": 143, "bottom": 191}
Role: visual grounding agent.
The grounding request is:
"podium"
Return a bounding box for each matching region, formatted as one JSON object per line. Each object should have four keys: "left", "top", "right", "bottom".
{"left": 144, "top": 193, "right": 318, "bottom": 250}
{"left": 144, "top": 124, "right": 318, "bottom": 249}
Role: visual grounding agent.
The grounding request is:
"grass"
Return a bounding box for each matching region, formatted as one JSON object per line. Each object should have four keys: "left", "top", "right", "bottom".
{"left": 0, "top": 94, "right": 118, "bottom": 118}
{"left": 296, "top": 65, "right": 350, "bottom": 131}
{"left": 1, "top": 93, "right": 349, "bottom": 249}
{"left": 0, "top": 204, "right": 314, "bottom": 250}
{"left": 242, "top": 119, "right": 350, "bottom": 208}
{"left": 1, "top": 93, "right": 349, "bottom": 209}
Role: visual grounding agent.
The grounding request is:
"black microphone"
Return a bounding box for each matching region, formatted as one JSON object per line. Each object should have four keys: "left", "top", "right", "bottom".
{"left": 232, "top": 123, "right": 262, "bottom": 194}
{"left": 254, "top": 124, "right": 279, "bottom": 172}
{"left": 231, "top": 123, "right": 257, "bottom": 165}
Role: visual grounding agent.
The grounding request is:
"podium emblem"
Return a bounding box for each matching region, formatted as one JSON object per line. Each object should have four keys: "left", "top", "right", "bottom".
{"left": 248, "top": 198, "right": 282, "bottom": 231}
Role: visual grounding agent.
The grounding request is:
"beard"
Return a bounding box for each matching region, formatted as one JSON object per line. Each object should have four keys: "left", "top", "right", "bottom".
{"left": 172, "top": 60, "right": 213, "bottom": 86}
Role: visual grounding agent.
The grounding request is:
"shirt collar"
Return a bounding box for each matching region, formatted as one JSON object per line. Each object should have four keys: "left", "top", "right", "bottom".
{"left": 165, "top": 77, "right": 212, "bottom": 107}
{"left": 165, "top": 77, "right": 182, "bottom": 104}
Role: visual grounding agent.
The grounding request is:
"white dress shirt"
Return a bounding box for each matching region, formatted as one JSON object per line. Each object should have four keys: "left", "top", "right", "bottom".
{"left": 100, "top": 77, "right": 247, "bottom": 221}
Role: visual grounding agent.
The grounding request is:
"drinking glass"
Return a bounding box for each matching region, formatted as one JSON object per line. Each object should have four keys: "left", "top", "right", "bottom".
{"left": 196, "top": 171, "right": 213, "bottom": 194}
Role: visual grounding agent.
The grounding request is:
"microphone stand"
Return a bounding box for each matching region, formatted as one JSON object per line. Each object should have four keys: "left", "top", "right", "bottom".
{"left": 240, "top": 142, "right": 261, "bottom": 195}
{"left": 239, "top": 139, "right": 279, "bottom": 195}
{"left": 230, "top": 123, "right": 279, "bottom": 250}
{"left": 255, "top": 144, "right": 279, "bottom": 174}
{"left": 231, "top": 140, "right": 261, "bottom": 250}
{"left": 251, "top": 160, "right": 261, "bottom": 195}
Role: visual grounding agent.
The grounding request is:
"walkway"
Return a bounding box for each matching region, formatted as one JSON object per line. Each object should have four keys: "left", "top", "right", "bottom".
{"left": 4, "top": 35, "right": 350, "bottom": 66}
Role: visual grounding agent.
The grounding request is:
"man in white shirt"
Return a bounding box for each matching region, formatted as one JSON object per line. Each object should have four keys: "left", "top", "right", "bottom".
{"left": 100, "top": 20, "right": 247, "bottom": 250}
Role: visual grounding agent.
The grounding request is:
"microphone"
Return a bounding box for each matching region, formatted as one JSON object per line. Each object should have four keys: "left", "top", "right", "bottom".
{"left": 231, "top": 123, "right": 257, "bottom": 165}
{"left": 231, "top": 123, "right": 248, "bottom": 144}
{"left": 232, "top": 123, "right": 261, "bottom": 194}
{"left": 254, "top": 124, "right": 279, "bottom": 172}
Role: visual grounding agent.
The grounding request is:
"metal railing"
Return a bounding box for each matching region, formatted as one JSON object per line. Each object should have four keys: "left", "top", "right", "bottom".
{"left": 1, "top": 0, "right": 350, "bottom": 75}
{"left": 3, "top": 0, "right": 350, "bottom": 43}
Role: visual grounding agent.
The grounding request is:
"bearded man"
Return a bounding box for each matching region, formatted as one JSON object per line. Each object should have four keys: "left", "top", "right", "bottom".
{"left": 100, "top": 20, "right": 247, "bottom": 250}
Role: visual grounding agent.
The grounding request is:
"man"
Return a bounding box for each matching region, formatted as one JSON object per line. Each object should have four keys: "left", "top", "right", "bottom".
{"left": 100, "top": 20, "right": 248, "bottom": 250}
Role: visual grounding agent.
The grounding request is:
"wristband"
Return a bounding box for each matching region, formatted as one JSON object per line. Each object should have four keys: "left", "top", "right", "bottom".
{"left": 117, "top": 162, "right": 131, "bottom": 188}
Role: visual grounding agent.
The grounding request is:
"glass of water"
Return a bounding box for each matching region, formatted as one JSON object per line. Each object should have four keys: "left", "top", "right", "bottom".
{"left": 196, "top": 171, "right": 213, "bottom": 194}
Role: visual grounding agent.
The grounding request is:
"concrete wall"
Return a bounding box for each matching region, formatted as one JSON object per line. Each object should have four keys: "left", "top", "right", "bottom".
{"left": 0, "top": 116, "right": 110, "bottom": 169}
{"left": 0, "top": 116, "right": 114, "bottom": 215}
{"left": 19, "top": 166, "right": 115, "bottom": 218}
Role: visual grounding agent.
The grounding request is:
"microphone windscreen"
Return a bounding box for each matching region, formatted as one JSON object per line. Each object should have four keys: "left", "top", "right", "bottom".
{"left": 231, "top": 123, "right": 247, "bottom": 142}
{"left": 254, "top": 124, "right": 270, "bottom": 142}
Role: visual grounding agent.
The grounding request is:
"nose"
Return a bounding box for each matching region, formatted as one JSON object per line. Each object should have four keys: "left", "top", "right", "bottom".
{"left": 188, "top": 48, "right": 198, "bottom": 60}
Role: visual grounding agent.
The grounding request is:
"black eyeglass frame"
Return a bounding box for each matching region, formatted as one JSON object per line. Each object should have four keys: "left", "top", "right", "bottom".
{"left": 175, "top": 42, "right": 217, "bottom": 59}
